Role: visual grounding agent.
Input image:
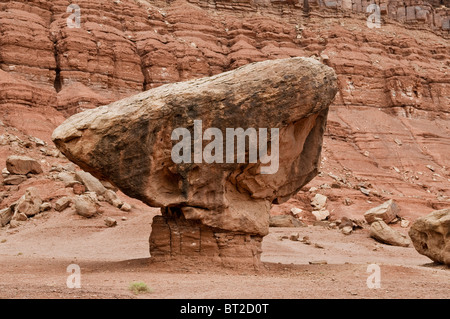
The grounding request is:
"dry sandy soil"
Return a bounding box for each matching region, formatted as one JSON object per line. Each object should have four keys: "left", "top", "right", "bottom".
{"left": 0, "top": 198, "right": 448, "bottom": 299}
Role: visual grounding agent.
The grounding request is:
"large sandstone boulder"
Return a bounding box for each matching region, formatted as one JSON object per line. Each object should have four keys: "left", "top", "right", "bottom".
{"left": 52, "top": 57, "right": 338, "bottom": 267}
{"left": 409, "top": 209, "right": 450, "bottom": 266}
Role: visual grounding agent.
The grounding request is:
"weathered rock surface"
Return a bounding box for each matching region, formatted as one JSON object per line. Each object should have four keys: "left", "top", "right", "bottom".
{"left": 370, "top": 220, "right": 411, "bottom": 247}
{"left": 53, "top": 57, "right": 338, "bottom": 266}
{"left": 364, "top": 199, "right": 399, "bottom": 224}
{"left": 409, "top": 208, "right": 450, "bottom": 266}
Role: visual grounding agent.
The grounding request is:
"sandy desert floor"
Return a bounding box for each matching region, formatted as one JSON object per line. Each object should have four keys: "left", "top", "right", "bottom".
{"left": 0, "top": 200, "right": 448, "bottom": 300}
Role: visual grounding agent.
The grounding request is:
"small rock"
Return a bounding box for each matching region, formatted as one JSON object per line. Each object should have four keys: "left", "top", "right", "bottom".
{"left": 39, "top": 202, "right": 52, "bottom": 212}
{"left": 394, "top": 138, "right": 402, "bottom": 146}
{"left": 121, "top": 216, "right": 127, "bottom": 221}
{"left": 314, "top": 243, "right": 324, "bottom": 249}
{"left": 3, "top": 175, "right": 27, "bottom": 185}
{"left": 289, "top": 232, "right": 299, "bottom": 241}
{"left": 363, "top": 151, "right": 370, "bottom": 157}
{"left": 120, "top": 202, "right": 132, "bottom": 212}
{"left": 13, "top": 212, "right": 28, "bottom": 221}
{"left": 393, "top": 166, "right": 400, "bottom": 173}
{"left": 72, "top": 182, "right": 86, "bottom": 195}
{"left": 308, "top": 187, "right": 318, "bottom": 192}
{"left": 0, "top": 207, "right": 13, "bottom": 227}
{"left": 14, "top": 187, "right": 42, "bottom": 217}
{"left": 104, "top": 189, "right": 123, "bottom": 208}
{"left": 104, "top": 217, "right": 117, "bottom": 227}
{"left": 341, "top": 225, "right": 353, "bottom": 235}
{"left": 57, "top": 172, "right": 78, "bottom": 187}
{"left": 74, "top": 194, "right": 99, "bottom": 218}
{"left": 6, "top": 155, "right": 43, "bottom": 175}
{"left": 1, "top": 168, "right": 9, "bottom": 178}
{"left": 290, "top": 207, "right": 303, "bottom": 215}
{"left": 309, "top": 260, "right": 327, "bottom": 265}
{"left": 311, "top": 194, "right": 327, "bottom": 210}
{"left": 312, "top": 209, "right": 330, "bottom": 221}
{"left": 54, "top": 196, "right": 72, "bottom": 212}
{"left": 400, "top": 219, "right": 410, "bottom": 228}
{"left": 360, "top": 187, "right": 370, "bottom": 196}
{"left": 426, "top": 165, "right": 435, "bottom": 172}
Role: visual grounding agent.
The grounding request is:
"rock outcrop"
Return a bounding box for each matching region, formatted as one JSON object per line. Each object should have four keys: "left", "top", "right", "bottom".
{"left": 409, "top": 208, "right": 450, "bottom": 266}
{"left": 52, "top": 57, "right": 338, "bottom": 266}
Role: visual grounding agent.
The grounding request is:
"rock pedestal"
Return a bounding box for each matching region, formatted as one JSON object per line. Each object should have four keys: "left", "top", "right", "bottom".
{"left": 150, "top": 207, "right": 263, "bottom": 268}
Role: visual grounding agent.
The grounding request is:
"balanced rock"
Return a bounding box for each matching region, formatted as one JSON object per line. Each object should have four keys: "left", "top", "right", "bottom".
{"left": 6, "top": 155, "right": 43, "bottom": 175}
{"left": 409, "top": 209, "right": 450, "bottom": 266}
{"left": 364, "top": 199, "right": 399, "bottom": 224}
{"left": 52, "top": 57, "right": 338, "bottom": 267}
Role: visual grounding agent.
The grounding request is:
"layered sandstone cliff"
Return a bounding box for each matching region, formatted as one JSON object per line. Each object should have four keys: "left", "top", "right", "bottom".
{"left": 0, "top": 0, "right": 449, "bottom": 234}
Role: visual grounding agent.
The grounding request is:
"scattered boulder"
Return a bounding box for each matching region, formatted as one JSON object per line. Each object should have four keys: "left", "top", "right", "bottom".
{"left": 6, "top": 155, "right": 43, "bottom": 175}
{"left": 269, "top": 215, "right": 306, "bottom": 227}
{"left": 409, "top": 208, "right": 450, "bottom": 266}
{"left": 104, "top": 189, "right": 123, "bottom": 208}
{"left": 72, "top": 182, "right": 86, "bottom": 195}
{"left": 370, "top": 220, "right": 410, "bottom": 247}
{"left": 120, "top": 202, "right": 132, "bottom": 212}
{"left": 13, "top": 212, "right": 28, "bottom": 221}
{"left": 3, "top": 175, "right": 27, "bottom": 185}
{"left": 400, "top": 219, "right": 410, "bottom": 228}
{"left": 0, "top": 207, "right": 13, "bottom": 227}
{"left": 75, "top": 171, "right": 107, "bottom": 195}
{"left": 312, "top": 209, "right": 330, "bottom": 221}
{"left": 341, "top": 225, "right": 353, "bottom": 235}
{"left": 54, "top": 196, "right": 72, "bottom": 212}
{"left": 14, "top": 187, "right": 42, "bottom": 217}
{"left": 290, "top": 207, "right": 303, "bottom": 216}
{"left": 311, "top": 193, "right": 327, "bottom": 210}
{"left": 57, "top": 172, "right": 78, "bottom": 187}
{"left": 74, "top": 194, "right": 99, "bottom": 218}
{"left": 364, "top": 199, "right": 399, "bottom": 224}
{"left": 39, "top": 202, "right": 52, "bottom": 212}
{"left": 104, "top": 217, "right": 117, "bottom": 227}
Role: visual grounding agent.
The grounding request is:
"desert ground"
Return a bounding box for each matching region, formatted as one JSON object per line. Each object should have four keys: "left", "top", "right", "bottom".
{"left": 0, "top": 197, "right": 448, "bottom": 299}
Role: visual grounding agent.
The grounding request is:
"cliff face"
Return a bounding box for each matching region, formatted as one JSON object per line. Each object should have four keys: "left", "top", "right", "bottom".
{"left": 0, "top": 0, "right": 449, "bottom": 219}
